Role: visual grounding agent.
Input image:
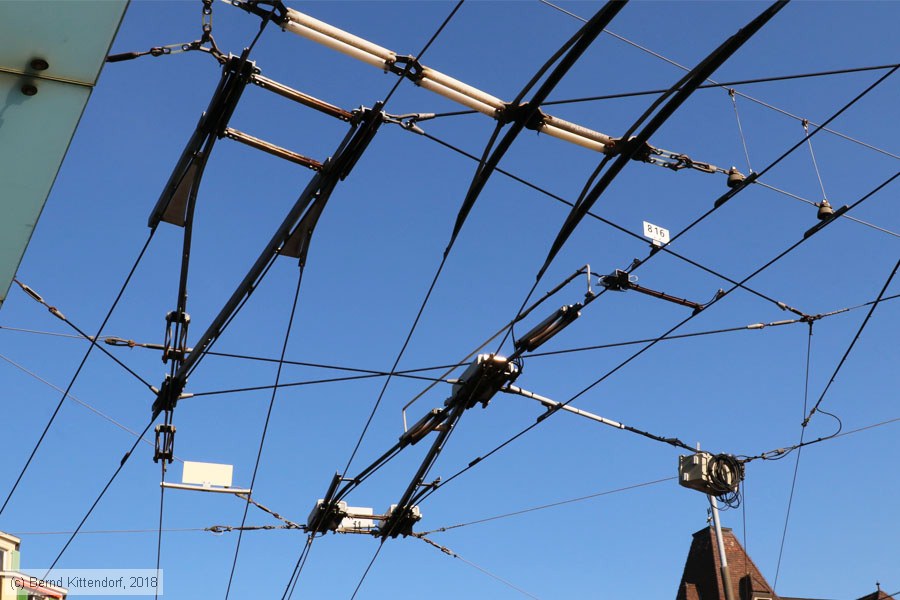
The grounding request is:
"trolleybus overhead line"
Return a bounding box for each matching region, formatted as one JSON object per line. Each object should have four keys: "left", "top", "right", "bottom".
{"left": 231, "top": 0, "right": 736, "bottom": 182}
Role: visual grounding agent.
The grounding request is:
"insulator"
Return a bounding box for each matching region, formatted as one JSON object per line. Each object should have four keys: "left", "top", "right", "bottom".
{"left": 726, "top": 166, "right": 745, "bottom": 189}
{"left": 817, "top": 198, "right": 834, "bottom": 221}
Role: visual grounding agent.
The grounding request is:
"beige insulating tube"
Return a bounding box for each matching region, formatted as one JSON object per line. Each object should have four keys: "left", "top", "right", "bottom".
{"left": 285, "top": 8, "right": 396, "bottom": 62}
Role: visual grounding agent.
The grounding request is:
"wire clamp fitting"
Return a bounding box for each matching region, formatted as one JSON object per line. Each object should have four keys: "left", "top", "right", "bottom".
{"left": 162, "top": 310, "right": 191, "bottom": 364}
{"left": 154, "top": 423, "right": 176, "bottom": 464}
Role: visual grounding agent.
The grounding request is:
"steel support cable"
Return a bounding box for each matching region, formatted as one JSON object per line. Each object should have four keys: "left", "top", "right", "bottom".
{"left": 326, "top": 2, "right": 464, "bottom": 480}
{"left": 411, "top": 534, "right": 542, "bottom": 600}
{"left": 529, "top": 294, "right": 900, "bottom": 358}
{"left": 540, "top": 0, "right": 900, "bottom": 162}
{"left": 0, "top": 353, "right": 171, "bottom": 458}
{"left": 189, "top": 371, "right": 455, "bottom": 398}
{"left": 414, "top": 130, "right": 791, "bottom": 312}
{"left": 283, "top": 534, "right": 314, "bottom": 600}
{"left": 745, "top": 413, "right": 900, "bottom": 462}
{"left": 224, "top": 266, "right": 305, "bottom": 599}
{"left": 416, "top": 169, "right": 899, "bottom": 504}
{"left": 538, "top": 1, "right": 788, "bottom": 285}
{"left": 755, "top": 181, "right": 900, "bottom": 239}
{"left": 427, "top": 63, "right": 900, "bottom": 117}
{"left": 338, "top": 1, "right": 624, "bottom": 481}
{"left": 802, "top": 255, "right": 900, "bottom": 427}
{"left": 514, "top": 60, "right": 899, "bottom": 351}
{"left": 421, "top": 476, "right": 674, "bottom": 535}
{"left": 773, "top": 322, "right": 814, "bottom": 589}
{"left": 730, "top": 88, "right": 754, "bottom": 172}
{"left": 0, "top": 326, "right": 461, "bottom": 381}
{"left": 332, "top": 267, "right": 594, "bottom": 506}
{"left": 40, "top": 419, "right": 155, "bottom": 575}
{"left": 274, "top": 8, "right": 467, "bottom": 595}
{"left": 0, "top": 232, "right": 156, "bottom": 518}
{"left": 349, "top": 541, "right": 385, "bottom": 600}
{"left": 12, "top": 280, "right": 155, "bottom": 390}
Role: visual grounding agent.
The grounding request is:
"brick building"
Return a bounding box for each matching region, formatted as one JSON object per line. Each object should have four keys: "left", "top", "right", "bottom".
{"left": 676, "top": 527, "right": 892, "bottom": 600}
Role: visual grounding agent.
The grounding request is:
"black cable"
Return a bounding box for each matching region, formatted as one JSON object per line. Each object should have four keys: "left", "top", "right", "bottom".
{"left": 349, "top": 541, "right": 385, "bottom": 600}
{"left": 41, "top": 419, "right": 155, "bottom": 575}
{"left": 543, "top": 0, "right": 900, "bottom": 162}
{"left": 537, "top": 1, "right": 789, "bottom": 284}
{"left": 154, "top": 461, "right": 167, "bottom": 600}
{"left": 418, "top": 169, "right": 898, "bottom": 504}
{"left": 0, "top": 231, "right": 155, "bottom": 517}
{"left": 421, "top": 476, "right": 674, "bottom": 534}
{"left": 416, "top": 129, "right": 791, "bottom": 313}
{"left": 282, "top": 534, "right": 313, "bottom": 599}
{"left": 772, "top": 321, "right": 814, "bottom": 588}
{"left": 340, "top": 0, "right": 466, "bottom": 479}
{"left": 427, "top": 63, "right": 900, "bottom": 117}
{"left": 803, "top": 256, "right": 900, "bottom": 427}
{"left": 382, "top": 1, "right": 464, "bottom": 107}
{"left": 225, "top": 265, "right": 306, "bottom": 599}
{"left": 188, "top": 371, "right": 454, "bottom": 398}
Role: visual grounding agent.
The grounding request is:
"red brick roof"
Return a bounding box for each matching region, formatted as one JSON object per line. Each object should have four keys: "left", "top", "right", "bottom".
{"left": 675, "top": 526, "right": 895, "bottom": 600}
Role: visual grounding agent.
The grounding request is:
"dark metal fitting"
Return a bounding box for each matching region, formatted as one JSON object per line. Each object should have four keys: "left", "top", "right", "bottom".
{"left": 104, "top": 336, "right": 136, "bottom": 348}
{"left": 390, "top": 55, "right": 424, "bottom": 80}
{"left": 231, "top": 0, "right": 288, "bottom": 25}
{"left": 608, "top": 137, "right": 654, "bottom": 161}
{"left": 149, "top": 46, "right": 172, "bottom": 57}
{"left": 601, "top": 269, "right": 631, "bottom": 291}
{"left": 30, "top": 58, "right": 50, "bottom": 71}
{"left": 165, "top": 310, "right": 191, "bottom": 325}
{"left": 498, "top": 102, "right": 545, "bottom": 130}
{"left": 154, "top": 423, "right": 176, "bottom": 464}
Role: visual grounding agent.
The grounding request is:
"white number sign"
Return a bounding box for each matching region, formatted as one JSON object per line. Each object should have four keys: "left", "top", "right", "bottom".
{"left": 642, "top": 221, "right": 670, "bottom": 246}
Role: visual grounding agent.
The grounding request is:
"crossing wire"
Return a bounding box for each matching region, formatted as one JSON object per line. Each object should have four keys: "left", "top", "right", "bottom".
{"left": 420, "top": 476, "right": 674, "bottom": 534}
{"left": 275, "top": 3, "right": 469, "bottom": 594}
{"left": 41, "top": 418, "right": 156, "bottom": 575}
{"left": 224, "top": 265, "right": 305, "bottom": 599}
{"left": 540, "top": 0, "right": 900, "bottom": 162}
{"left": 415, "top": 168, "right": 899, "bottom": 506}
{"left": 412, "top": 534, "right": 542, "bottom": 599}
{"left": 802, "top": 256, "right": 900, "bottom": 428}
{"left": 773, "top": 322, "right": 815, "bottom": 589}
{"left": 339, "top": 0, "right": 467, "bottom": 479}
{"left": 0, "top": 230, "right": 156, "bottom": 517}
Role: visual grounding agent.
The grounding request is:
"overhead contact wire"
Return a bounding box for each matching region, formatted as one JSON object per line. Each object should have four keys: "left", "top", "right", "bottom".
{"left": 225, "top": 266, "right": 306, "bottom": 599}
{"left": 0, "top": 230, "right": 155, "bottom": 517}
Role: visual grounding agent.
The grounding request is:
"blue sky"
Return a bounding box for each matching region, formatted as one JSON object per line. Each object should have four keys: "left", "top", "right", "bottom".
{"left": 2, "top": 1, "right": 898, "bottom": 598}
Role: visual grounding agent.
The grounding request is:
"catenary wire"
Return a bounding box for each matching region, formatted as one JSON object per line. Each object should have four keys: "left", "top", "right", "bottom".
{"left": 755, "top": 181, "right": 900, "bottom": 238}
{"left": 414, "top": 130, "right": 792, "bottom": 312}
{"left": 339, "top": 0, "right": 466, "bottom": 479}
{"left": 803, "top": 256, "right": 900, "bottom": 427}
{"left": 427, "top": 63, "right": 900, "bottom": 119}
{"left": 275, "top": 5, "right": 468, "bottom": 594}
{"left": 224, "top": 266, "right": 305, "bottom": 599}
{"left": 0, "top": 353, "right": 173, "bottom": 458}
{"left": 41, "top": 419, "right": 156, "bottom": 575}
{"left": 284, "top": 534, "right": 314, "bottom": 599}
{"left": 12, "top": 279, "right": 155, "bottom": 390}
{"left": 773, "top": 322, "right": 815, "bottom": 589}
{"left": 540, "top": 0, "right": 900, "bottom": 162}
{"left": 412, "top": 534, "right": 542, "bottom": 600}
{"left": 416, "top": 169, "right": 898, "bottom": 504}
{"left": 0, "top": 231, "right": 155, "bottom": 517}
{"left": 730, "top": 88, "right": 754, "bottom": 172}
{"left": 421, "top": 476, "right": 674, "bottom": 535}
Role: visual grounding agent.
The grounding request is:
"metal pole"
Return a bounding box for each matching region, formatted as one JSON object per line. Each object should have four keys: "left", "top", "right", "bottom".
{"left": 708, "top": 494, "right": 737, "bottom": 600}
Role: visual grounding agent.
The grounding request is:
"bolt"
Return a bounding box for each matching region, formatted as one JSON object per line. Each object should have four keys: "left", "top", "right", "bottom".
{"left": 21, "top": 84, "right": 38, "bottom": 96}
{"left": 30, "top": 58, "right": 49, "bottom": 71}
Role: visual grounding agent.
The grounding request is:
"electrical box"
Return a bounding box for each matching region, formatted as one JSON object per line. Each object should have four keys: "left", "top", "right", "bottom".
{"left": 678, "top": 451, "right": 741, "bottom": 495}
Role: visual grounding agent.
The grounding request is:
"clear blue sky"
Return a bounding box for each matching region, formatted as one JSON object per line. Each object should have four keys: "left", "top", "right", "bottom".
{"left": 2, "top": 1, "right": 898, "bottom": 598}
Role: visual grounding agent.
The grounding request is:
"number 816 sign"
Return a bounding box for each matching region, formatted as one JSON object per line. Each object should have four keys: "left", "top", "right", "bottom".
{"left": 642, "top": 221, "right": 670, "bottom": 246}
